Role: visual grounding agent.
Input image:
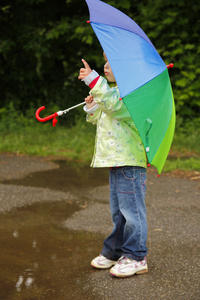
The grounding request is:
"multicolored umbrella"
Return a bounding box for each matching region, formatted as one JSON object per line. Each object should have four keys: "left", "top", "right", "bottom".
{"left": 85, "top": 0, "right": 175, "bottom": 175}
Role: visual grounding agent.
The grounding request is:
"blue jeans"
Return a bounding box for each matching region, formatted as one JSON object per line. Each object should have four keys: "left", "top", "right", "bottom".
{"left": 101, "top": 166, "right": 148, "bottom": 262}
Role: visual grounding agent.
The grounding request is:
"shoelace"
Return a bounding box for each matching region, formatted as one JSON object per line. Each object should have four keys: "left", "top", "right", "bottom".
{"left": 118, "top": 256, "right": 133, "bottom": 265}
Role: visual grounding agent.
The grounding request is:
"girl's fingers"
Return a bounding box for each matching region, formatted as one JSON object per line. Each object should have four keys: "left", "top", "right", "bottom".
{"left": 85, "top": 95, "right": 94, "bottom": 103}
{"left": 78, "top": 67, "right": 90, "bottom": 79}
{"left": 78, "top": 59, "right": 92, "bottom": 80}
{"left": 81, "top": 59, "right": 90, "bottom": 69}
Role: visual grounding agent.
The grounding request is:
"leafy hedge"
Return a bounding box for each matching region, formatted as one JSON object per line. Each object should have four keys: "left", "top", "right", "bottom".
{"left": 0, "top": 0, "right": 199, "bottom": 130}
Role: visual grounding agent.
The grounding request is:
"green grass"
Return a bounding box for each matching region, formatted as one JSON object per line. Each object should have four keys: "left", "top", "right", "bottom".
{"left": 0, "top": 107, "right": 199, "bottom": 173}
{"left": 0, "top": 116, "right": 96, "bottom": 164}
{"left": 164, "top": 157, "right": 200, "bottom": 172}
{"left": 165, "top": 127, "right": 200, "bottom": 172}
{"left": 171, "top": 130, "right": 200, "bottom": 154}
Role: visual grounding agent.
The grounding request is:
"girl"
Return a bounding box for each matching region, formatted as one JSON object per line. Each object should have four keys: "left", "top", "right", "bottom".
{"left": 78, "top": 54, "right": 148, "bottom": 277}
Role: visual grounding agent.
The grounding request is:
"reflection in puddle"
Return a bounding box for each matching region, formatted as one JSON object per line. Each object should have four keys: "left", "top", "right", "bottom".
{"left": 16, "top": 273, "right": 35, "bottom": 292}
{"left": 2, "top": 160, "right": 108, "bottom": 192}
{"left": 0, "top": 197, "right": 104, "bottom": 300}
{"left": 0, "top": 161, "right": 108, "bottom": 299}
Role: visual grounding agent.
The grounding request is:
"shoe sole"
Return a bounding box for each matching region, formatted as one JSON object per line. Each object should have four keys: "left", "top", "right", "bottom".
{"left": 110, "top": 268, "right": 148, "bottom": 277}
{"left": 91, "top": 261, "right": 117, "bottom": 269}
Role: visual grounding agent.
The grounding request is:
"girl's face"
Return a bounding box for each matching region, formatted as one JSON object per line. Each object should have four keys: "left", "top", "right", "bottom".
{"left": 103, "top": 53, "right": 116, "bottom": 83}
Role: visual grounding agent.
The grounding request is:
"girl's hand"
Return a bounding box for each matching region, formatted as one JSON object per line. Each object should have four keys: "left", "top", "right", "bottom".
{"left": 78, "top": 59, "right": 92, "bottom": 80}
{"left": 85, "top": 95, "right": 96, "bottom": 109}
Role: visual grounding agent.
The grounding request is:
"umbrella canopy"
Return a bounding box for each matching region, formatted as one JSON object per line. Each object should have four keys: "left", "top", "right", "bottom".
{"left": 85, "top": 0, "right": 175, "bottom": 175}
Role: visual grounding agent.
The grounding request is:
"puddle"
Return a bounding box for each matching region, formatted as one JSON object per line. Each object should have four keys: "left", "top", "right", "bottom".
{"left": 0, "top": 161, "right": 108, "bottom": 300}
{"left": 2, "top": 160, "right": 109, "bottom": 192}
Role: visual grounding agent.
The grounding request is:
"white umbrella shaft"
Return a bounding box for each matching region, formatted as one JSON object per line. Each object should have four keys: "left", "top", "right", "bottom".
{"left": 56, "top": 101, "right": 85, "bottom": 116}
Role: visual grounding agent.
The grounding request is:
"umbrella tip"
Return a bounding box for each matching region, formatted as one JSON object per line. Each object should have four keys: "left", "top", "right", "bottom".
{"left": 157, "top": 174, "right": 160, "bottom": 178}
{"left": 167, "top": 63, "right": 174, "bottom": 69}
{"left": 87, "top": 20, "right": 91, "bottom": 23}
{"left": 147, "top": 163, "right": 150, "bottom": 167}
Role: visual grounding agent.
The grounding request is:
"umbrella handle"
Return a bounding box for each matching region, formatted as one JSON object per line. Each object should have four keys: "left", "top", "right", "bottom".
{"left": 35, "top": 102, "right": 85, "bottom": 127}
{"left": 35, "top": 106, "right": 59, "bottom": 127}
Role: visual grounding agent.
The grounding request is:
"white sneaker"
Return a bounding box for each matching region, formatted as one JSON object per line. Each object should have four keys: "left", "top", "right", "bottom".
{"left": 91, "top": 254, "right": 118, "bottom": 269}
{"left": 110, "top": 256, "right": 148, "bottom": 277}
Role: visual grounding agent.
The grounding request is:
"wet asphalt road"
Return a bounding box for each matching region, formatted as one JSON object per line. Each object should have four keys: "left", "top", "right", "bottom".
{"left": 0, "top": 154, "right": 199, "bottom": 299}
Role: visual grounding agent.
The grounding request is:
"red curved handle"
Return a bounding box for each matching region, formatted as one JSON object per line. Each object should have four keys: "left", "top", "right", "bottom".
{"left": 35, "top": 106, "right": 58, "bottom": 122}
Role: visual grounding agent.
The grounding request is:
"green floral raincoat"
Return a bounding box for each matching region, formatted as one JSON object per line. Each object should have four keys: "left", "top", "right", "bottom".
{"left": 85, "top": 76, "right": 147, "bottom": 168}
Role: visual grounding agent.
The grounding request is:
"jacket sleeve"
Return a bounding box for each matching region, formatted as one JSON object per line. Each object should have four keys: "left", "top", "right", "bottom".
{"left": 89, "top": 76, "right": 130, "bottom": 120}
{"left": 86, "top": 108, "right": 101, "bottom": 125}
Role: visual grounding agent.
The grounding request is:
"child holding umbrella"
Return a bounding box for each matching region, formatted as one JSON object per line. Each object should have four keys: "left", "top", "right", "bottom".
{"left": 78, "top": 53, "right": 148, "bottom": 278}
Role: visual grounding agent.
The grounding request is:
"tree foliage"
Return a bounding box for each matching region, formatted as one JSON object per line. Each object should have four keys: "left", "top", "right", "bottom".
{"left": 0, "top": 0, "right": 199, "bottom": 129}
{"left": 134, "top": 0, "right": 200, "bottom": 130}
